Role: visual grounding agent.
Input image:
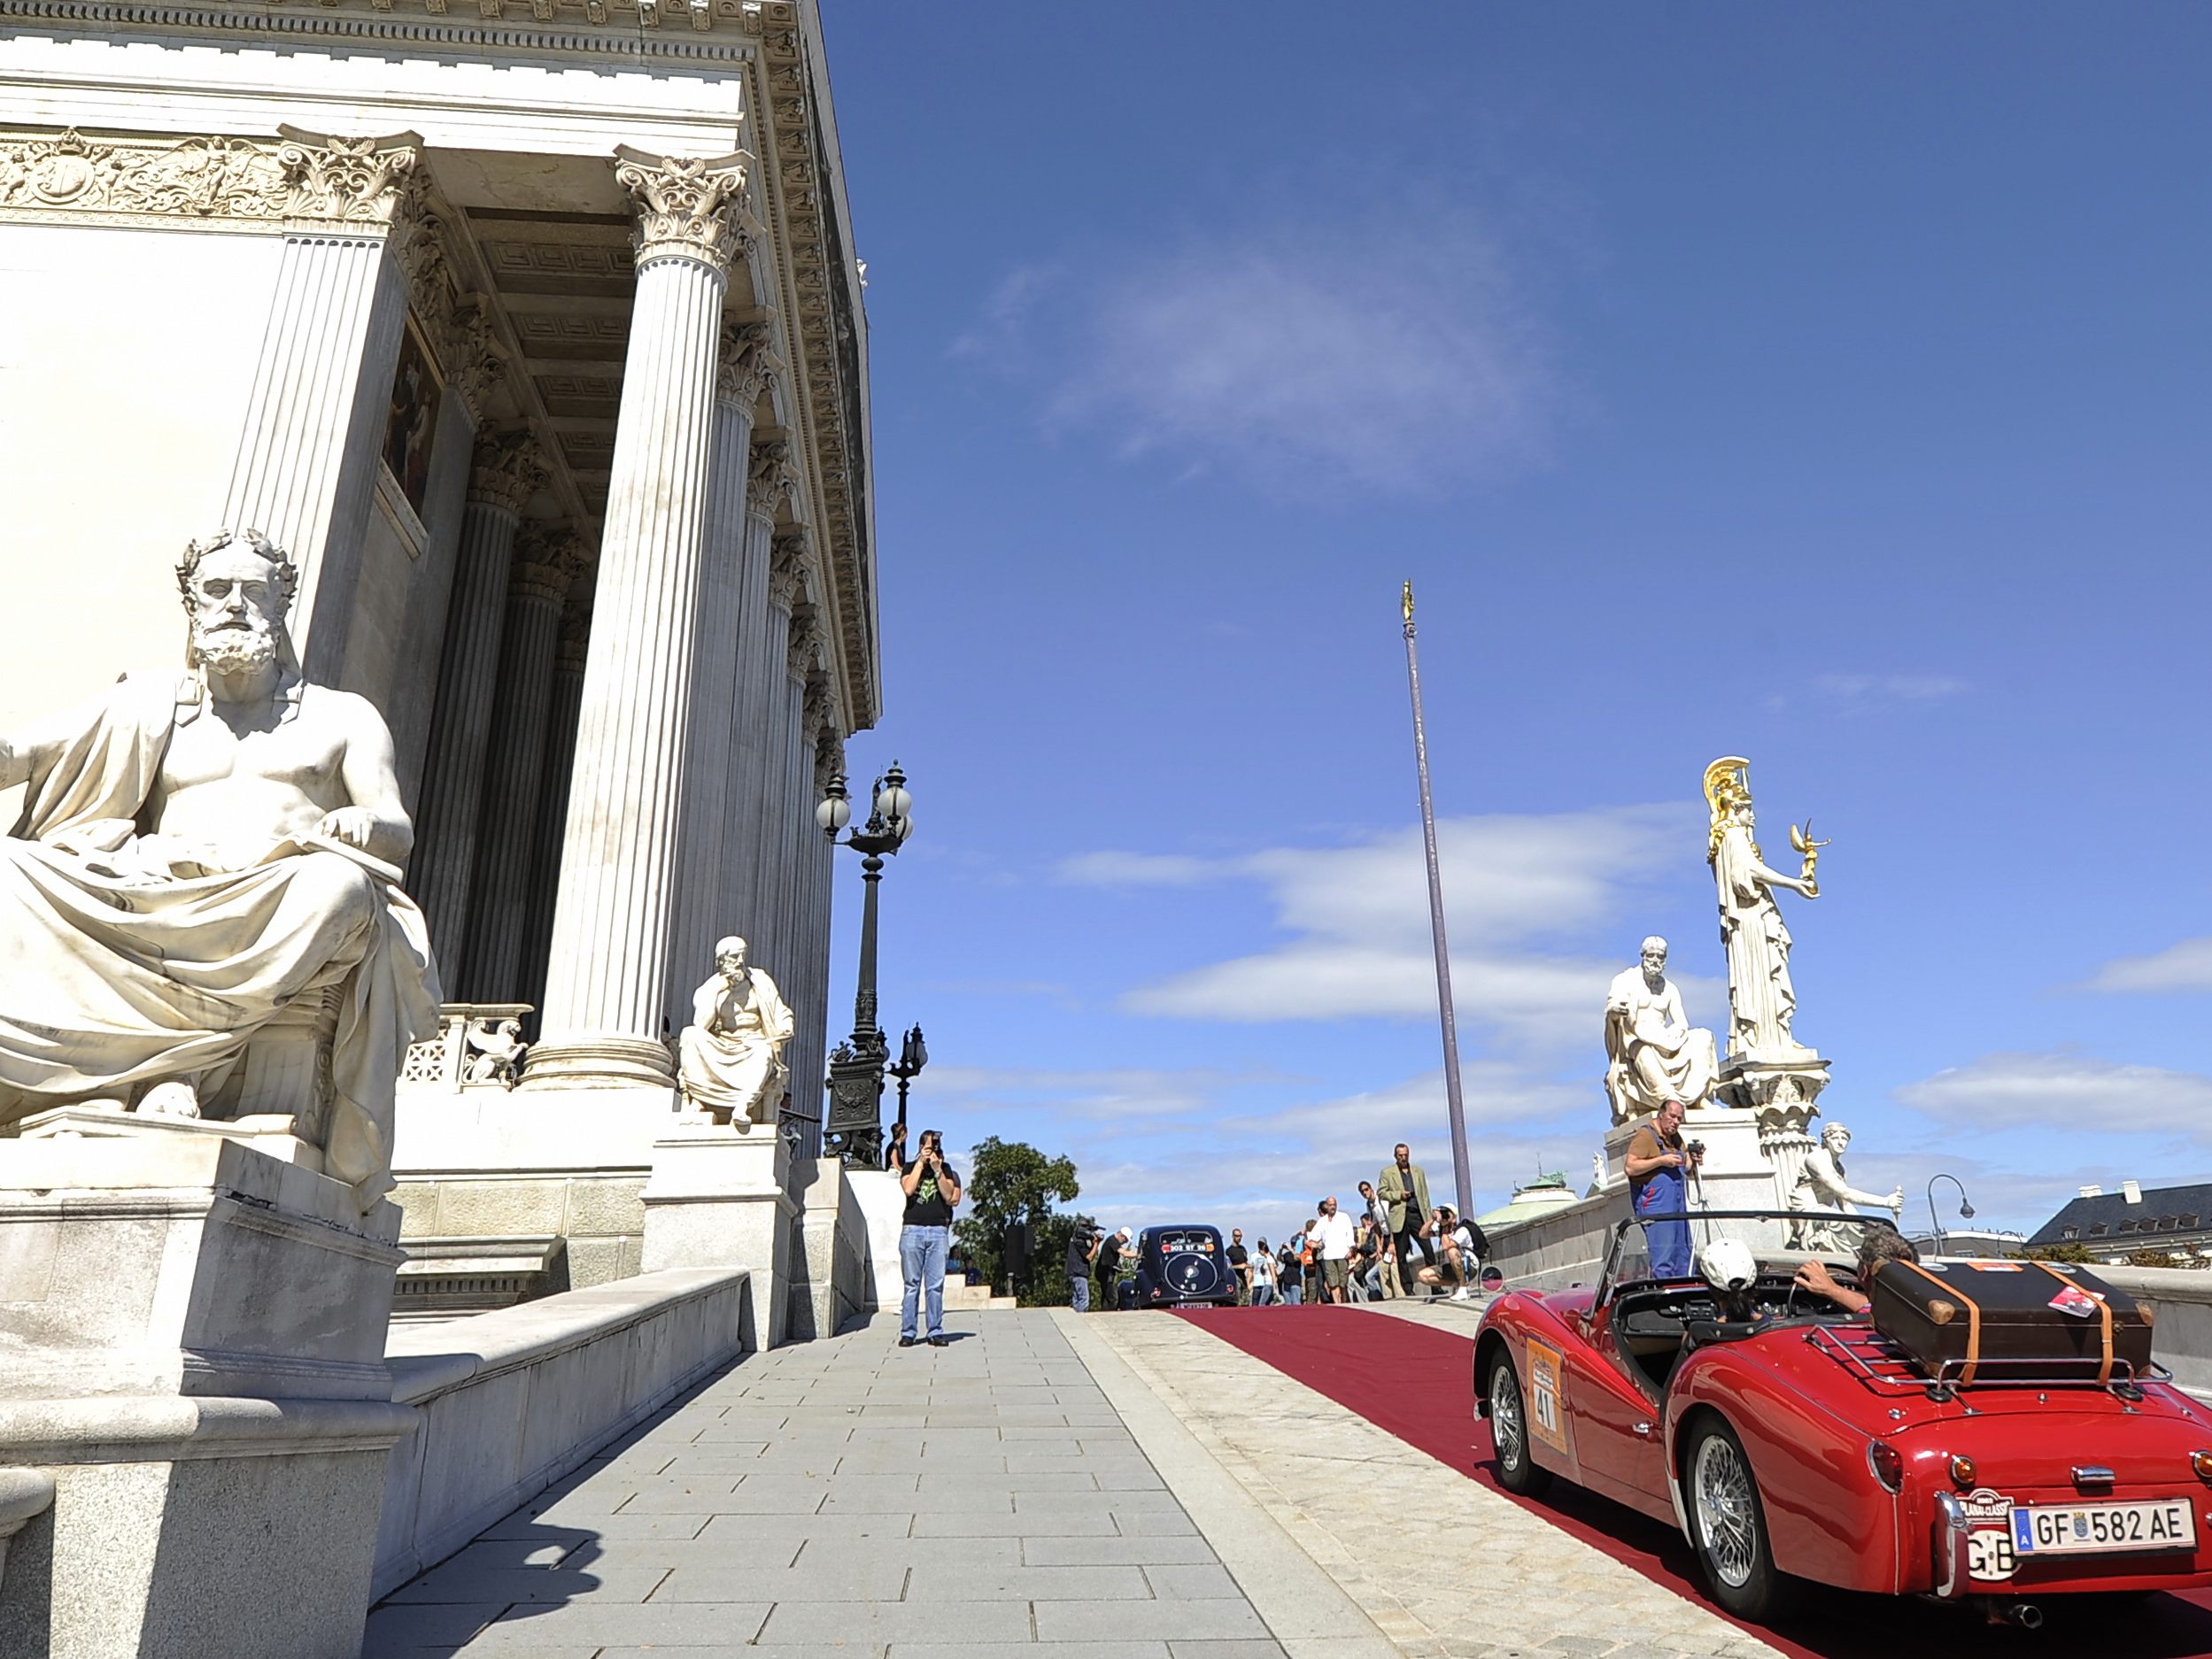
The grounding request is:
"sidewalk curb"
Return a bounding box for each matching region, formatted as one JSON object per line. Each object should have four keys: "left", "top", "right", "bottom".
{"left": 1052, "top": 1308, "right": 1401, "bottom": 1659}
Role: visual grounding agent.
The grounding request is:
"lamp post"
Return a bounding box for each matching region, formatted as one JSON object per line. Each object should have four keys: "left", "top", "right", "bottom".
{"left": 1926, "top": 1172, "right": 1976, "bottom": 1256}
{"left": 819, "top": 763, "right": 914, "bottom": 1168}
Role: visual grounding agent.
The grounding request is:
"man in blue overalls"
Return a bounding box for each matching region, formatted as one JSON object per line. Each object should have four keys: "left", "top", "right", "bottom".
{"left": 1623, "top": 1099, "right": 1702, "bottom": 1279}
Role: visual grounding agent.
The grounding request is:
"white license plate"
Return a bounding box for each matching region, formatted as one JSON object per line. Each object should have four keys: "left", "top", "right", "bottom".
{"left": 2013, "top": 1499, "right": 2196, "bottom": 1556}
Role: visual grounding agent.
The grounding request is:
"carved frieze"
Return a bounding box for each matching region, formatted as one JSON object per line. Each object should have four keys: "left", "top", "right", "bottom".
{"left": 612, "top": 146, "right": 754, "bottom": 273}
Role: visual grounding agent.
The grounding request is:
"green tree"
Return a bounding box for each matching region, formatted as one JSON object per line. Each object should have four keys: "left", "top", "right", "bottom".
{"left": 951, "top": 1137, "right": 1080, "bottom": 1302}
{"left": 2012, "top": 1242, "right": 2095, "bottom": 1264}
{"left": 2127, "top": 1247, "right": 2181, "bottom": 1269}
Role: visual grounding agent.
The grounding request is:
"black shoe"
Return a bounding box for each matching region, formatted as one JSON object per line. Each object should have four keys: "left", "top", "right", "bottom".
{"left": 927, "top": 1334, "right": 948, "bottom": 1347}
{"left": 898, "top": 1336, "right": 917, "bottom": 1347}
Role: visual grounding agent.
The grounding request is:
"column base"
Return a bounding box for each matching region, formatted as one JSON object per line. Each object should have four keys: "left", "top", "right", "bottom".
{"left": 522, "top": 1033, "right": 677, "bottom": 1090}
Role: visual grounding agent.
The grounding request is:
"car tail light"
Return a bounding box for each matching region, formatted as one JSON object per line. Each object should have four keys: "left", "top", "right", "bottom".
{"left": 1949, "top": 1455, "right": 1977, "bottom": 1488}
{"left": 2192, "top": 1451, "right": 2212, "bottom": 1485}
{"left": 1868, "top": 1441, "right": 1904, "bottom": 1493}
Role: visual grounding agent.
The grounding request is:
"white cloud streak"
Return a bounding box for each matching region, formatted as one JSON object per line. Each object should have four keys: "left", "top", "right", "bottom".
{"left": 955, "top": 210, "right": 1558, "bottom": 500}
{"left": 1895, "top": 1050, "right": 2212, "bottom": 1146}
{"left": 1812, "top": 672, "right": 1968, "bottom": 707}
{"left": 2079, "top": 938, "right": 2212, "bottom": 995}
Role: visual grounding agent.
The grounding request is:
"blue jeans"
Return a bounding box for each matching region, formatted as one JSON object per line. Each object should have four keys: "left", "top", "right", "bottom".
{"left": 900, "top": 1224, "right": 949, "bottom": 1339}
{"left": 1283, "top": 1283, "right": 1303, "bottom": 1306}
{"left": 1070, "top": 1276, "right": 1090, "bottom": 1313}
{"left": 1251, "top": 1284, "right": 1277, "bottom": 1306}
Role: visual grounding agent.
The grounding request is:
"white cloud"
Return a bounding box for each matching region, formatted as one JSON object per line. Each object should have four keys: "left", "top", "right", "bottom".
{"left": 1813, "top": 672, "right": 1968, "bottom": 707}
{"left": 1057, "top": 851, "right": 1221, "bottom": 888}
{"left": 1082, "top": 806, "right": 1713, "bottom": 1051}
{"left": 955, "top": 208, "right": 1558, "bottom": 500}
{"left": 1895, "top": 1050, "right": 2212, "bottom": 1145}
{"left": 924, "top": 1062, "right": 1279, "bottom": 1123}
{"left": 2080, "top": 938, "right": 2212, "bottom": 995}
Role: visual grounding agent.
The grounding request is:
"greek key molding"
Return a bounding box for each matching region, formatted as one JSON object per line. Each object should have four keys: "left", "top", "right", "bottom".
{"left": 612, "top": 145, "right": 755, "bottom": 273}
{"left": 0, "top": 125, "right": 421, "bottom": 233}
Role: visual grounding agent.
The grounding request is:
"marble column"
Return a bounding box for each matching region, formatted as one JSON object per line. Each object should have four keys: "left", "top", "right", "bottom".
{"left": 520, "top": 589, "right": 592, "bottom": 1027}
{"left": 222, "top": 130, "right": 421, "bottom": 684}
{"left": 528, "top": 147, "right": 752, "bottom": 1091}
{"left": 789, "top": 704, "right": 842, "bottom": 1154}
{"left": 665, "top": 322, "right": 777, "bottom": 1019}
{"left": 746, "top": 527, "right": 808, "bottom": 974}
{"left": 460, "top": 528, "right": 587, "bottom": 999}
{"left": 406, "top": 430, "right": 547, "bottom": 963}
{"left": 723, "top": 464, "right": 794, "bottom": 965}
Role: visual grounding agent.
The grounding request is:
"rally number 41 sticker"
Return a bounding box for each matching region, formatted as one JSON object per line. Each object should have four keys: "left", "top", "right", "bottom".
{"left": 1524, "top": 1339, "right": 1571, "bottom": 1456}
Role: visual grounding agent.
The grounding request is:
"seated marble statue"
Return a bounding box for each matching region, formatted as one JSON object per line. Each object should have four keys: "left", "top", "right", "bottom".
{"left": 1788, "top": 1123, "right": 1904, "bottom": 1254}
{"left": 1603, "top": 936, "right": 1719, "bottom": 1123}
{"left": 677, "top": 936, "right": 793, "bottom": 1125}
{"left": 0, "top": 529, "right": 440, "bottom": 1212}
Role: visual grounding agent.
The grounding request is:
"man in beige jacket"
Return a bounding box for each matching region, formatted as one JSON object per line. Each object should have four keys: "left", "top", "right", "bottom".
{"left": 1377, "top": 1143, "right": 1435, "bottom": 1296}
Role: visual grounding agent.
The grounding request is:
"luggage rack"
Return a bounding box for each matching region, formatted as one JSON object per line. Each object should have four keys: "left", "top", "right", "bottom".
{"left": 1805, "top": 1323, "right": 2166, "bottom": 1401}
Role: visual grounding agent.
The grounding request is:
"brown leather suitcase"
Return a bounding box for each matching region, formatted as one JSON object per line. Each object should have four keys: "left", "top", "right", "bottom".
{"left": 1868, "top": 1258, "right": 2154, "bottom": 1385}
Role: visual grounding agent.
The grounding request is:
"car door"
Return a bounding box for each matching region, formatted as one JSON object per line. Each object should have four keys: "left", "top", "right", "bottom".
{"left": 1566, "top": 1306, "right": 1669, "bottom": 1512}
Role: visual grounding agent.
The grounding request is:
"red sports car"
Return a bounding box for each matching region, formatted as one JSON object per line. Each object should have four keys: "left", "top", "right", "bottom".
{"left": 1474, "top": 1210, "right": 2212, "bottom": 1626}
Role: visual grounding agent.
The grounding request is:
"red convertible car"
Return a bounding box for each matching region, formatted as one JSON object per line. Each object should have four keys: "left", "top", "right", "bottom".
{"left": 1474, "top": 1211, "right": 2212, "bottom": 1626}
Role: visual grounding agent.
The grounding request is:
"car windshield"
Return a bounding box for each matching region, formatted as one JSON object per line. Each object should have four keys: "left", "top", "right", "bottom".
{"left": 1601, "top": 1209, "right": 1905, "bottom": 1300}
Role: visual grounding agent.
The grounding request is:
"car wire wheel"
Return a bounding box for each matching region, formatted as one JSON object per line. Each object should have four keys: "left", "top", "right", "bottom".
{"left": 1485, "top": 1354, "right": 1551, "bottom": 1496}
{"left": 1692, "top": 1433, "right": 1758, "bottom": 1588}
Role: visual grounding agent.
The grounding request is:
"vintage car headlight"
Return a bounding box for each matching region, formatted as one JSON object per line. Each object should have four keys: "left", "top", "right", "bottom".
{"left": 1867, "top": 1440, "right": 1904, "bottom": 1493}
{"left": 2192, "top": 1450, "right": 2212, "bottom": 1485}
{"left": 1949, "top": 1455, "right": 1977, "bottom": 1488}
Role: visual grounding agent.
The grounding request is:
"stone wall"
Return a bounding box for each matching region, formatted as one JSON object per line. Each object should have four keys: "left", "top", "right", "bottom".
{"left": 1482, "top": 1190, "right": 1624, "bottom": 1292}
{"left": 373, "top": 1266, "right": 750, "bottom": 1598}
{"left": 395, "top": 1171, "right": 648, "bottom": 1289}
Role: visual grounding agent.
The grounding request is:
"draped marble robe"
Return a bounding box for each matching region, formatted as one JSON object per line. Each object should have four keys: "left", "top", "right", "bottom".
{"left": 677, "top": 963, "right": 793, "bottom": 1123}
{"left": 0, "top": 671, "right": 439, "bottom": 1210}
{"left": 1712, "top": 816, "right": 1806, "bottom": 1059}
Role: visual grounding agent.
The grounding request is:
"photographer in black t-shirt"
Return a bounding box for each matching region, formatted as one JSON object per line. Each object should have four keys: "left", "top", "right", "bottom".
{"left": 897, "top": 1129, "right": 963, "bottom": 1348}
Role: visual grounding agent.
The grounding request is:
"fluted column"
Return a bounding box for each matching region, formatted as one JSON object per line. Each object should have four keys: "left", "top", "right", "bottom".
{"left": 665, "top": 322, "right": 777, "bottom": 1016}
{"left": 222, "top": 130, "right": 422, "bottom": 683}
{"left": 528, "top": 147, "right": 753, "bottom": 1090}
{"left": 746, "top": 527, "right": 807, "bottom": 973}
{"left": 789, "top": 707, "right": 841, "bottom": 1154}
{"left": 406, "top": 430, "right": 547, "bottom": 961}
{"left": 461, "top": 528, "right": 588, "bottom": 999}
{"left": 723, "top": 467, "right": 793, "bottom": 961}
{"left": 519, "top": 590, "right": 592, "bottom": 1027}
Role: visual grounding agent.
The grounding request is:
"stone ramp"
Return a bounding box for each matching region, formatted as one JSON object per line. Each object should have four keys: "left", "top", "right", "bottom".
{"left": 363, "top": 1307, "right": 1317, "bottom": 1657}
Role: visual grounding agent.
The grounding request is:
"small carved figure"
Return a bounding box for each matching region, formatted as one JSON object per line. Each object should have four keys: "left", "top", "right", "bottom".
{"left": 462, "top": 1017, "right": 525, "bottom": 1088}
{"left": 1604, "top": 936, "right": 1721, "bottom": 1122}
{"left": 677, "top": 936, "right": 793, "bottom": 1126}
{"left": 1789, "top": 1123, "right": 1903, "bottom": 1253}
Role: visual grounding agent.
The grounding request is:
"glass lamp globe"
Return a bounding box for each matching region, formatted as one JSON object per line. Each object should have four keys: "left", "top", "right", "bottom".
{"left": 876, "top": 783, "right": 912, "bottom": 821}
{"left": 816, "top": 795, "right": 851, "bottom": 832}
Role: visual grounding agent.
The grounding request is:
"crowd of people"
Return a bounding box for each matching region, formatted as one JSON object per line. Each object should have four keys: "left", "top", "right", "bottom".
{"left": 1071, "top": 1142, "right": 1495, "bottom": 1311}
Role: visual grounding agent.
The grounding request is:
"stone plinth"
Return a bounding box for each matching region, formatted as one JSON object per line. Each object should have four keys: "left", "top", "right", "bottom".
{"left": 844, "top": 1168, "right": 906, "bottom": 1311}
{"left": 0, "top": 1137, "right": 416, "bottom": 1659}
{"left": 1603, "top": 1106, "right": 1790, "bottom": 1219}
{"left": 641, "top": 1123, "right": 793, "bottom": 1351}
{"left": 1713, "top": 1050, "right": 1829, "bottom": 1115}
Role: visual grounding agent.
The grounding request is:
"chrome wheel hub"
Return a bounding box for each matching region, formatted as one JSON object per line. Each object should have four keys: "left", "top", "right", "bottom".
{"left": 1693, "top": 1435, "right": 1757, "bottom": 1589}
{"left": 1489, "top": 1365, "right": 1524, "bottom": 1469}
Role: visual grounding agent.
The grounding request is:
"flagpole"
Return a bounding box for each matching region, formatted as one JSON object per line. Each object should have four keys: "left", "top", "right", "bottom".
{"left": 1402, "top": 582, "right": 1474, "bottom": 1223}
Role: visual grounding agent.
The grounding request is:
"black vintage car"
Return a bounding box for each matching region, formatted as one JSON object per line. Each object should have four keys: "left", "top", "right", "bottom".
{"left": 1132, "top": 1224, "right": 1238, "bottom": 1308}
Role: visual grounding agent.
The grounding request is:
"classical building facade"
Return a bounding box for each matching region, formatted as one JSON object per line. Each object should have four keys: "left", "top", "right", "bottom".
{"left": 0, "top": 0, "right": 876, "bottom": 1286}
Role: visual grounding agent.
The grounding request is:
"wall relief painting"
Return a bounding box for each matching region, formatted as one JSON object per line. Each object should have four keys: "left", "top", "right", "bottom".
{"left": 383, "top": 316, "right": 444, "bottom": 516}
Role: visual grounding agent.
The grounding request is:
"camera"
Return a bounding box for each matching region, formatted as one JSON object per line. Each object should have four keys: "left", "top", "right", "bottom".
{"left": 1684, "top": 1138, "right": 1706, "bottom": 1158}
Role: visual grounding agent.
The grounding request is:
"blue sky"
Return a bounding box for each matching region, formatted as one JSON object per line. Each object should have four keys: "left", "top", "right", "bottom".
{"left": 812, "top": 4, "right": 2212, "bottom": 1249}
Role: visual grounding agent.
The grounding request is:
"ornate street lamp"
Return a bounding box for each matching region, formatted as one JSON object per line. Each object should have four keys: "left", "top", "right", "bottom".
{"left": 1926, "top": 1172, "right": 1976, "bottom": 1255}
{"left": 819, "top": 763, "right": 915, "bottom": 1168}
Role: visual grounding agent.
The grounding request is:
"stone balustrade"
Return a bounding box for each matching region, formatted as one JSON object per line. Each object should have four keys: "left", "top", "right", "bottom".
{"left": 400, "top": 1002, "right": 537, "bottom": 1092}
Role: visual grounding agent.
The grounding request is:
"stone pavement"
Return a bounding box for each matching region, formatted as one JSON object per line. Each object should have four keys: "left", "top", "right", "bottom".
{"left": 1083, "top": 1306, "right": 1785, "bottom": 1659}
{"left": 363, "top": 1307, "right": 1370, "bottom": 1658}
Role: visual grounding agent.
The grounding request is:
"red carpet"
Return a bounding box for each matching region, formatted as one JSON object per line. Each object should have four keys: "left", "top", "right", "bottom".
{"left": 1175, "top": 1305, "right": 2212, "bottom": 1659}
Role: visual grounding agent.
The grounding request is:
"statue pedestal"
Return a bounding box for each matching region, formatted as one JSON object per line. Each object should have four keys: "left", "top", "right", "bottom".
{"left": 1604, "top": 1106, "right": 1792, "bottom": 1215}
{"left": 0, "top": 1136, "right": 414, "bottom": 1659}
{"left": 640, "top": 1122, "right": 793, "bottom": 1352}
{"left": 1714, "top": 1050, "right": 1830, "bottom": 1115}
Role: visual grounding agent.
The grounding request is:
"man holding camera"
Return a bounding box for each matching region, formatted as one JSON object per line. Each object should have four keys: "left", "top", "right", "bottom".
{"left": 898, "top": 1129, "right": 964, "bottom": 1347}
{"left": 1622, "top": 1098, "right": 1703, "bottom": 1278}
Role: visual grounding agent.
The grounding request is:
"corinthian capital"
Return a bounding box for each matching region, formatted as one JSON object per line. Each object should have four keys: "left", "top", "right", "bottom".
{"left": 612, "top": 146, "right": 754, "bottom": 273}
{"left": 716, "top": 318, "right": 780, "bottom": 408}
{"left": 468, "top": 428, "right": 548, "bottom": 517}
{"left": 275, "top": 126, "right": 422, "bottom": 226}
{"left": 747, "top": 438, "right": 797, "bottom": 520}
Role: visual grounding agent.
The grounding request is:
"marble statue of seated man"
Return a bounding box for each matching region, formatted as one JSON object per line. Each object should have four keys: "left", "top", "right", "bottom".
{"left": 1604, "top": 936, "right": 1720, "bottom": 1123}
{"left": 0, "top": 529, "right": 440, "bottom": 1212}
{"left": 677, "top": 935, "right": 793, "bottom": 1126}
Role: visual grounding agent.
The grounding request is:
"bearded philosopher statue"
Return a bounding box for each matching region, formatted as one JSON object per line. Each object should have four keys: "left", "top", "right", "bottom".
{"left": 0, "top": 529, "right": 440, "bottom": 1212}
{"left": 677, "top": 935, "right": 793, "bottom": 1126}
{"left": 1603, "top": 936, "right": 1719, "bottom": 1123}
